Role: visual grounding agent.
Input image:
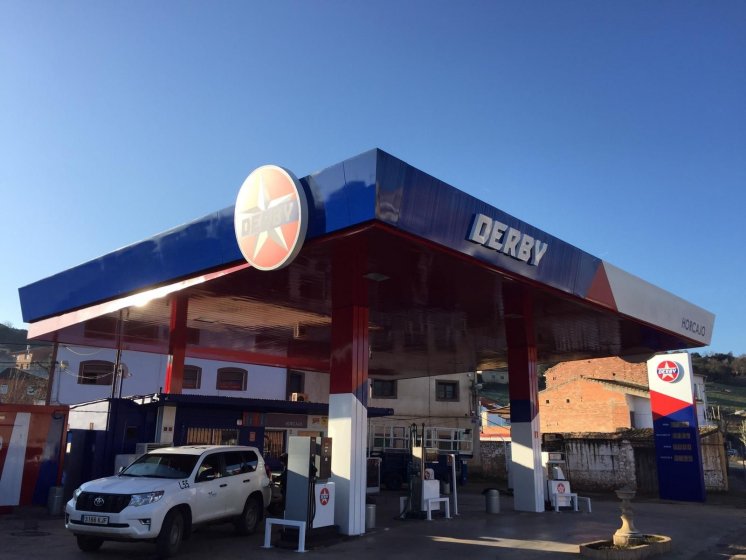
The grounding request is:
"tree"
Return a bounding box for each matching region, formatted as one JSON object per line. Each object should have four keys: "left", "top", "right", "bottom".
{"left": 732, "top": 355, "right": 746, "bottom": 377}
{"left": 692, "top": 352, "right": 746, "bottom": 382}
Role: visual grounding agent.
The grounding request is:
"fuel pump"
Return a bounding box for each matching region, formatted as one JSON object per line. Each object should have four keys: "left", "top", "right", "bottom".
{"left": 400, "top": 424, "right": 440, "bottom": 519}
{"left": 284, "top": 436, "right": 336, "bottom": 536}
{"left": 541, "top": 451, "right": 569, "bottom": 508}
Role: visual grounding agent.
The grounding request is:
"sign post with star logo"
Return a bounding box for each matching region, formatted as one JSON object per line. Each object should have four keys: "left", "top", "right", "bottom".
{"left": 234, "top": 165, "right": 309, "bottom": 271}
{"left": 647, "top": 352, "right": 705, "bottom": 501}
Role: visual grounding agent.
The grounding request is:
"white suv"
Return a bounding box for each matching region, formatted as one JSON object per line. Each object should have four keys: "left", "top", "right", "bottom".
{"left": 65, "top": 445, "right": 272, "bottom": 557}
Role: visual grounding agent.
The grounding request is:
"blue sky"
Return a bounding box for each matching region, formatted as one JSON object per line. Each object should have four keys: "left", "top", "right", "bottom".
{"left": 1, "top": 1, "right": 744, "bottom": 355}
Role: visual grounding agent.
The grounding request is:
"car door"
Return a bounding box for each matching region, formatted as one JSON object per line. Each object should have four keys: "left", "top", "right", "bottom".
{"left": 222, "top": 450, "right": 259, "bottom": 515}
{"left": 191, "top": 452, "right": 228, "bottom": 523}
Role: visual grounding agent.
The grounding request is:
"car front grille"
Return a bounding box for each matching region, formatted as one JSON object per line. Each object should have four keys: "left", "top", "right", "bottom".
{"left": 76, "top": 492, "right": 131, "bottom": 513}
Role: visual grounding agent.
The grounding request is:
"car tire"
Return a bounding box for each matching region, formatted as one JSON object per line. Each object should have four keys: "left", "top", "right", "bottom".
{"left": 76, "top": 535, "right": 104, "bottom": 552}
{"left": 235, "top": 495, "right": 262, "bottom": 535}
{"left": 156, "top": 508, "right": 184, "bottom": 558}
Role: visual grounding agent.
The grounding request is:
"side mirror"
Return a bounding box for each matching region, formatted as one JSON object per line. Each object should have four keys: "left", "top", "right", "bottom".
{"left": 197, "top": 468, "right": 217, "bottom": 482}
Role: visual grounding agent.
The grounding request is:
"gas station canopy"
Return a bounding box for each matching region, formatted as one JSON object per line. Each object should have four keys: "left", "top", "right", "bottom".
{"left": 19, "top": 149, "right": 714, "bottom": 378}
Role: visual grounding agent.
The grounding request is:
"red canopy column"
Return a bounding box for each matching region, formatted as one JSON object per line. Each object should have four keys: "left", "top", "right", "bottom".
{"left": 329, "top": 239, "right": 369, "bottom": 536}
{"left": 505, "top": 284, "right": 544, "bottom": 512}
{"left": 164, "top": 294, "right": 189, "bottom": 394}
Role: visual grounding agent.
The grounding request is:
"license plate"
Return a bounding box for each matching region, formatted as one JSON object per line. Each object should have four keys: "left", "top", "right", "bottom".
{"left": 82, "top": 515, "right": 109, "bottom": 525}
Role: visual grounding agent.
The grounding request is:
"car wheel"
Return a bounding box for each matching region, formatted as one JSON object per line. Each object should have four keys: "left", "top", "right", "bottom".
{"left": 156, "top": 508, "right": 184, "bottom": 558}
{"left": 76, "top": 535, "right": 104, "bottom": 552}
{"left": 235, "top": 495, "right": 262, "bottom": 535}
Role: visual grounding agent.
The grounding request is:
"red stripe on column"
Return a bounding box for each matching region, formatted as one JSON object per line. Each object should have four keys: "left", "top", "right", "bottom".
{"left": 330, "top": 240, "right": 369, "bottom": 398}
{"left": 164, "top": 294, "right": 189, "bottom": 394}
{"left": 505, "top": 285, "right": 538, "bottom": 421}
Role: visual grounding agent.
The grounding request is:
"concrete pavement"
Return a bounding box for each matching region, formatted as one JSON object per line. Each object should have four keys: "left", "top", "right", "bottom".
{"left": 3, "top": 483, "right": 746, "bottom": 559}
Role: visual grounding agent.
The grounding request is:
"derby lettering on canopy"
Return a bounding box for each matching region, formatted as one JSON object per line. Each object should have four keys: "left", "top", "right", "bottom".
{"left": 467, "top": 213, "right": 549, "bottom": 266}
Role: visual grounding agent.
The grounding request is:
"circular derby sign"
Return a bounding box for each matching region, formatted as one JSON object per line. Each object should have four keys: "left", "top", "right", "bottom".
{"left": 319, "top": 487, "right": 330, "bottom": 506}
{"left": 656, "top": 360, "right": 681, "bottom": 383}
{"left": 234, "top": 165, "right": 308, "bottom": 271}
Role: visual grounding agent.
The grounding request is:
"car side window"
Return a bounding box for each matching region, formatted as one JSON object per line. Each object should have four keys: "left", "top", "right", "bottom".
{"left": 196, "top": 453, "right": 223, "bottom": 482}
{"left": 224, "top": 451, "right": 258, "bottom": 475}
{"left": 242, "top": 451, "right": 259, "bottom": 473}
{"left": 224, "top": 452, "right": 243, "bottom": 476}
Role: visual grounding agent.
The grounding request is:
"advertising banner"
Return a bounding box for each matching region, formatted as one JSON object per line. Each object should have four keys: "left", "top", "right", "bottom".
{"left": 647, "top": 352, "right": 705, "bottom": 501}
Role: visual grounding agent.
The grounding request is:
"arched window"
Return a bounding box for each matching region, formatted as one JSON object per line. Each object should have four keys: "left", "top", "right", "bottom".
{"left": 216, "top": 367, "right": 247, "bottom": 391}
{"left": 78, "top": 360, "right": 114, "bottom": 385}
{"left": 183, "top": 365, "right": 202, "bottom": 390}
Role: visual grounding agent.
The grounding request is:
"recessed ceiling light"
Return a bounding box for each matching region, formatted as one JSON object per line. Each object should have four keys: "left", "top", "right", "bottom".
{"left": 363, "top": 272, "right": 390, "bottom": 282}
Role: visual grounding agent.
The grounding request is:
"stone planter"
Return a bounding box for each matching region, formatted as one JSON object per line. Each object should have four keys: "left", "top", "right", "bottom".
{"left": 579, "top": 535, "right": 672, "bottom": 559}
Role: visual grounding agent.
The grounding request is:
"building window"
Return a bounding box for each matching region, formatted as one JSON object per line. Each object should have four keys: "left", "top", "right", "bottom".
{"left": 371, "top": 379, "right": 397, "bottom": 399}
{"left": 216, "top": 367, "right": 247, "bottom": 391}
{"left": 183, "top": 365, "right": 202, "bottom": 390}
{"left": 286, "top": 370, "right": 304, "bottom": 398}
{"left": 78, "top": 360, "right": 114, "bottom": 385}
{"left": 435, "top": 380, "right": 459, "bottom": 401}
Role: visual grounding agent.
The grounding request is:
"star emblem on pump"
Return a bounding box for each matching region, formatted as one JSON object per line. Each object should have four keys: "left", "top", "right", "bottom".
{"left": 234, "top": 165, "right": 308, "bottom": 271}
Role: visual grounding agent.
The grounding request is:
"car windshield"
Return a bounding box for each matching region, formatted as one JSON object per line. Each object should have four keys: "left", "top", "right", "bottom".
{"left": 121, "top": 453, "right": 199, "bottom": 479}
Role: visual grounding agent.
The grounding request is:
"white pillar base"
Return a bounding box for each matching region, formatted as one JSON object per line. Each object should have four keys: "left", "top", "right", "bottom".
{"left": 328, "top": 393, "right": 367, "bottom": 535}
{"left": 510, "top": 420, "right": 544, "bottom": 512}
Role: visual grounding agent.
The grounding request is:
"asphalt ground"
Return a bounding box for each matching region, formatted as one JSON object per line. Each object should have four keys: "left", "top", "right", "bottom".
{"left": 3, "top": 481, "right": 746, "bottom": 560}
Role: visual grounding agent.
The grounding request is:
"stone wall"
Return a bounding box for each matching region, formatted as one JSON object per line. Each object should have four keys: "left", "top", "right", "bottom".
{"left": 701, "top": 429, "right": 728, "bottom": 491}
{"left": 477, "top": 428, "right": 728, "bottom": 493}
{"left": 562, "top": 438, "right": 637, "bottom": 491}
{"left": 480, "top": 440, "right": 509, "bottom": 479}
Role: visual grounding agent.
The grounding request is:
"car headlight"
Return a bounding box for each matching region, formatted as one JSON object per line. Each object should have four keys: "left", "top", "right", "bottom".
{"left": 129, "top": 491, "right": 165, "bottom": 507}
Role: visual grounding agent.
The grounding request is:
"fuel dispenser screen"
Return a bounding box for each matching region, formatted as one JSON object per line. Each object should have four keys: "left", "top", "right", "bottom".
{"left": 318, "top": 437, "right": 332, "bottom": 480}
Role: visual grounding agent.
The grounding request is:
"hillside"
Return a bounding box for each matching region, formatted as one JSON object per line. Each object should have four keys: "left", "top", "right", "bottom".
{"left": 0, "top": 322, "right": 29, "bottom": 347}
{"left": 706, "top": 381, "right": 746, "bottom": 412}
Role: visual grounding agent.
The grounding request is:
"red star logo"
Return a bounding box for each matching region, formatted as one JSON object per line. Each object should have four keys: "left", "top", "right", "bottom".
{"left": 656, "top": 361, "right": 680, "bottom": 383}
